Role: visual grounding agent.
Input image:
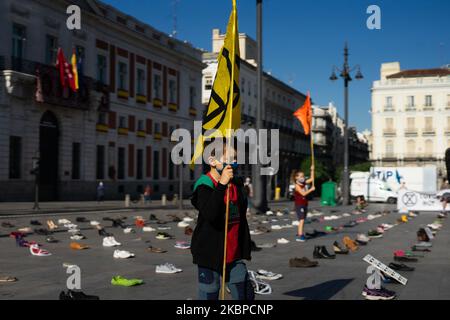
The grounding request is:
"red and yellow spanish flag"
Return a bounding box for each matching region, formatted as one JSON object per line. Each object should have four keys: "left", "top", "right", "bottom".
{"left": 293, "top": 92, "right": 312, "bottom": 135}
{"left": 190, "top": 0, "right": 241, "bottom": 169}
{"left": 71, "top": 50, "right": 79, "bottom": 91}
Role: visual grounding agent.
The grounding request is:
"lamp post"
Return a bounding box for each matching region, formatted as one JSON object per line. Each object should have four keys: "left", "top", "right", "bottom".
{"left": 329, "top": 43, "right": 363, "bottom": 205}
{"left": 251, "top": 0, "right": 269, "bottom": 214}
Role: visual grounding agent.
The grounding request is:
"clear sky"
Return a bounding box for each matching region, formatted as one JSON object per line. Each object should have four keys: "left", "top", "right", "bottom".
{"left": 102, "top": 0, "right": 450, "bottom": 132}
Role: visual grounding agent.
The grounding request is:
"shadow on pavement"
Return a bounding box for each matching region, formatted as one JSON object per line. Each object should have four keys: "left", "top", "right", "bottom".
{"left": 283, "top": 278, "right": 354, "bottom": 300}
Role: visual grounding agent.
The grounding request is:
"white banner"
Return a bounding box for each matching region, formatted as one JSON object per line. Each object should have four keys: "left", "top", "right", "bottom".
{"left": 397, "top": 189, "right": 450, "bottom": 213}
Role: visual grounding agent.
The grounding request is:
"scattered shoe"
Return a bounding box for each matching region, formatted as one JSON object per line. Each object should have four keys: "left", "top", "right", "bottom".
{"left": 177, "top": 221, "right": 190, "bottom": 228}
{"left": 394, "top": 256, "right": 418, "bottom": 263}
{"left": 368, "top": 230, "right": 383, "bottom": 238}
{"left": 123, "top": 227, "right": 135, "bottom": 234}
{"left": 59, "top": 290, "right": 99, "bottom": 300}
{"left": 257, "top": 243, "right": 276, "bottom": 248}
{"left": 362, "top": 285, "right": 396, "bottom": 300}
{"left": 156, "top": 232, "right": 173, "bottom": 240}
{"left": 1, "top": 222, "right": 14, "bottom": 228}
{"left": 46, "top": 220, "right": 58, "bottom": 230}
{"left": 183, "top": 216, "right": 194, "bottom": 222}
{"left": 251, "top": 240, "right": 262, "bottom": 252}
{"left": 356, "top": 234, "right": 370, "bottom": 245}
{"left": 256, "top": 269, "right": 283, "bottom": 280}
{"left": 70, "top": 234, "right": 85, "bottom": 241}
{"left": 277, "top": 238, "right": 289, "bottom": 244}
{"left": 30, "top": 220, "right": 42, "bottom": 226}
{"left": 111, "top": 276, "right": 143, "bottom": 287}
{"left": 289, "top": 257, "right": 318, "bottom": 268}
{"left": 147, "top": 246, "right": 167, "bottom": 253}
{"left": 155, "top": 263, "right": 182, "bottom": 274}
{"left": 0, "top": 276, "right": 17, "bottom": 283}
{"left": 75, "top": 217, "right": 90, "bottom": 223}
{"left": 58, "top": 219, "right": 71, "bottom": 225}
{"left": 34, "top": 228, "right": 52, "bottom": 236}
{"left": 174, "top": 241, "right": 190, "bottom": 249}
{"left": 46, "top": 236, "right": 59, "bottom": 243}
{"left": 70, "top": 242, "right": 89, "bottom": 250}
{"left": 343, "top": 221, "right": 357, "bottom": 228}
{"left": 29, "top": 244, "right": 51, "bottom": 257}
{"left": 388, "top": 262, "right": 415, "bottom": 272}
{"left": 313, "top": 246, "right": 336, "bottom": 259}
{"left": 113, "top": 250, "right": 135, "bottom": 259}
{"left": 333, "top": 241, "right": 349, "bottom": 254}
{"left": 98, "top": 228, "right": 113, "bottom": 237}
{"left": 102, "top": 236, "right": 121, "bottom": 247}
{"left": 90, "top": 220, "right": 100, "bottom": 226}
{"left": 143, "top": 226, "right": 156, "bottom": 232}
{"left": 343, "top": 236, "right": 359, "bottom": 252}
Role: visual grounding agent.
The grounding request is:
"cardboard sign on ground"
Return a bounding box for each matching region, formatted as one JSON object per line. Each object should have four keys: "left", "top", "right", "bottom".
{"left": 363, "top": 254, "right": 408, "bottom": 285}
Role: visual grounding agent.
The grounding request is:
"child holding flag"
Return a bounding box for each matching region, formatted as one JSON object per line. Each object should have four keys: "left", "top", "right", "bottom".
{"left": 190, "top": 144, "right": 254, "bottom": 300}
{"left": 293, "top": 166, "right": 315, "bottom": 242}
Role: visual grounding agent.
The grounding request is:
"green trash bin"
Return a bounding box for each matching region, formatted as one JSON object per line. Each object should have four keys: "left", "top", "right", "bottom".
{"left": 321, "top": 181, "right": 337, "bottom": 206}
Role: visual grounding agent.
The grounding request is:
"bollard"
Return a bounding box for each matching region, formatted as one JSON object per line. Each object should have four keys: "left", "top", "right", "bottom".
{"left": 173, "top": 194, "right": 178, "bottom": 205}
{"left": 275, "top": 187, "right": 281, "bottom": 201}
{"left": 162, "top": 194, "right": 167, "bottom": 206}
{"left": 125, "top": 194, "right": 130, "bottom": 207}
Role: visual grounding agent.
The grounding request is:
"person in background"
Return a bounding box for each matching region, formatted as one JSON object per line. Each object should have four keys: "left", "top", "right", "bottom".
{"left": 244, "top": 177, "right": 253, "bottom": 215}
{"left": 97, "top": 182, "right": 105, "bottom": 202}
{"left": 292, "top": 166, "right": 315, "bottom": 242}
{"left": 144, "top": 184, "right": 152, "bottom": 205}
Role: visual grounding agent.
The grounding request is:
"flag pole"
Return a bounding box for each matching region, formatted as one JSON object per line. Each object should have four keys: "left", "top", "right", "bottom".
{"left": 220, "top": 0, "right": 237, "bottom": 301}
{"left": 310, "top": 131, "right": 315, "bottom": 187}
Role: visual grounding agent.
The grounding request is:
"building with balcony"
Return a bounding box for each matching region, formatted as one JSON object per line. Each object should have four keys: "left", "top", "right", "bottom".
{"left": 312, "top": 102, "right": 369, "bottom": 168}
{"left": 371, "top": 62, "right": 450, "bottom": 179}
{"left": 202, "top": 29, "right": 310, "bottom": 197}
{"left": 0, "top": 0, "right": 204, "bottom": 201}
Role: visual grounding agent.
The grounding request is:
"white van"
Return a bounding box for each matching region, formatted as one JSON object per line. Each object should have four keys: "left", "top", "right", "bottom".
{"left": 350, "top": 172, "right": 398, "bottom": 204}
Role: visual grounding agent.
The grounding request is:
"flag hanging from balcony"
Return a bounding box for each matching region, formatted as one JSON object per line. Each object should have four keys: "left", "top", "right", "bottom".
{"left": 71, "top": 49, "right": 79, "bottom": 91}
{"left": 293, "top": 92, "right": 312, "bottom": 135}
{"left": 56, "top": 48, "right": 77, "bottom": 92}
{"left": 190, "top": 0, "right": 241, "bottom": 169}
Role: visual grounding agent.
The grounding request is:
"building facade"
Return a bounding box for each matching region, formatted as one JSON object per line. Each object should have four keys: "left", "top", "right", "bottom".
{"left": 312, "top": 102, "right": 369, "bottom": 170}
{"left": 371, "top": 62, "right": 450, "bottom": 179}
{"left": 0, "top": 0, "right": 204, "bottom": 201}
{"left": 202, "top": 29, "right": 310, "bottom": 197}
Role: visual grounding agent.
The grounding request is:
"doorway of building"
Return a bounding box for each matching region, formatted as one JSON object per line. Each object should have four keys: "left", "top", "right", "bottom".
{"left": 39, "top": 111, "right": 59, "bottom": 201}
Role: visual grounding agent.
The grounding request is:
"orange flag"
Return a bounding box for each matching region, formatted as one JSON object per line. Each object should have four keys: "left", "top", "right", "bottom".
{"left": 293, "top": 92, "right": 312, "bottom": 135}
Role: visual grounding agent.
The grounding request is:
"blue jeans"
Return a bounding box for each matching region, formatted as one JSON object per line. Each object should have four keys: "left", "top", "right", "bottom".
{"left": 198, "top": 260, "right": 255, "bottom": 300}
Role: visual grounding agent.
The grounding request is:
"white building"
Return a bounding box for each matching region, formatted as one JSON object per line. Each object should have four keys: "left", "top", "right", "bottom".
{"left": 202, "top": 29, "right": 310, "bottom": 195}
{"left": 371, "top": 62, "right": 450, "bottom": 179}
{"left": 0, "top": 0, "right": 203, "bottom": 201}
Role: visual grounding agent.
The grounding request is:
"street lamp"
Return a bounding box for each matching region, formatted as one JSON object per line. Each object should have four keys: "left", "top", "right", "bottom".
{"left": 329, "top": 43, "right": 363, "bottom": 205}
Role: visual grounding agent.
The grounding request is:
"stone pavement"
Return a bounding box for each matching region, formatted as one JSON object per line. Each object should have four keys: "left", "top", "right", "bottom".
{"left": 0, "top": 201, "right": 448, "bottom": 300}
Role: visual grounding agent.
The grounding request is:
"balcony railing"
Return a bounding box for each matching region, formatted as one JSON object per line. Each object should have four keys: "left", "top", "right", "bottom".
{"left": 383, "top": 105, "right": 395, "bottom": 112}
{"left": 1, "top": 56, "right": 93, "bottom": 110}
{"left": 423, "top": 105, "right": 434, "bottom": 111}
{"left": 404, "top": 153, "right": 438, "bottom": 160}
{"left": 383, "top": 129, "right": 396, "bottom": 136}
{"left": 422, "top": 129, "right": 435, "bottom": 136}
{"left": 405, "top": 105, "right": 416, "bottom": 111}
{"left": 404, "top": 128, "right": 418, "bottom": 136}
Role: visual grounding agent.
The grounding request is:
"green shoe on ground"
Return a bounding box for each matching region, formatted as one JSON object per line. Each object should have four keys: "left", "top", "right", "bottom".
{"left": 111, "top": 275, "right": 144, "bottom": 287}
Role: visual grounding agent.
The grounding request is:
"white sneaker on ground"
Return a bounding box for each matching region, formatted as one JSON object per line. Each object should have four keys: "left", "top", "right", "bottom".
{"left": 277, "top": 238, "right": 289, "bottom": 244}
{"left": 143, "top": 226, "right": 156, "bottom": 232}
{"left": 113, "top": 249, "right": 135, "bottom": 259}
{"left": 123, "top": 227, "right": 134, "bottom": 234}
{"left": 90, "top": 220, "right": 100, "bottom": 226}
{"left": 271, "top": 225, "right": 282, "bottom": 230}
{"left": 182, "top": 217, "right": 194, "bottom": 222}
{"left": 155, "top": 263, "right": 182, "bottom": 274}
{"left": 177, "top": 221, "right": 189, "bottom": 228}
{"left": 58, "top": 219, "right": 71, "bottom": 225}
{"left": 103, "top": 236, "right": 121, "bottom": 247}
{"left": 70, "top": 234, "right": 85, "bottom": 241}
{"left": 257, "top": 269, "right": 283, "bottom": 280}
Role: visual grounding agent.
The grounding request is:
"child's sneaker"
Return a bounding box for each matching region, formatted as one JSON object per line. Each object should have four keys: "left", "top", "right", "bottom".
{"left": 295, "top": 234, "right": 306, "bottom": 242}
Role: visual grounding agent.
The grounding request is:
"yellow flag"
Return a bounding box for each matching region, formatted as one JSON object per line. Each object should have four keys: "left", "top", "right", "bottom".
{"left": 71, "top": 51, "right": 79, "bottom": 91}
{"left": 190, "top": 0, "right": 241, "bottom": 169}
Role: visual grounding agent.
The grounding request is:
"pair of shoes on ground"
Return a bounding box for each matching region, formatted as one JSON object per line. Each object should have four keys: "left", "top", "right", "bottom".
{"left": 103, "top": 236, "right": 121, "bottom": 247}
{"left": 313, "top": 246, "right": 336, "bottom": 259}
